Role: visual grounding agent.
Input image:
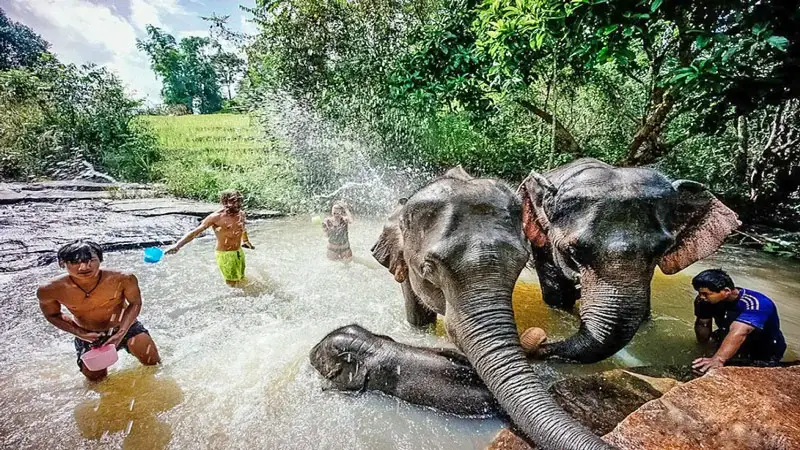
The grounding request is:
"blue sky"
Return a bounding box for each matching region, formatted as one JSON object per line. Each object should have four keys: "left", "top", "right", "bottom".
{"left": 1, "top": 0, "right": 259, "bottom": 104}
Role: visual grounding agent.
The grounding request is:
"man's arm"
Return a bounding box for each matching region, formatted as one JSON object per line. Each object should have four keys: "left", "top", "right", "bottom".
{"left": 37, "top": 287, "right": 101, "bottom": 342}
{"left": 166, "top": 214, "right": 215, "bottom": 254}
{"left": 241, "top": 212, "right": 254, "bottom": 249}
{"left": 106, "top": 274, "right": 142, "bottom": 347}
{"left": 692, "top": 321, "right": 754, "bottom": 374}
{"left": 695, "top": 318, "right": 712, "bottom": 343}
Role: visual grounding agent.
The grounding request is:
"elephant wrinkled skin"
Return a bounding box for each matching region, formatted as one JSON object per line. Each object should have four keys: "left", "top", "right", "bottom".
{"left": 519, "top": 158, "right": 739, "bottom": 362}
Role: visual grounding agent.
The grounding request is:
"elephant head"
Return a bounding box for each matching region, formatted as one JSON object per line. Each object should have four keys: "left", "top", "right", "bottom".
{"left": 371, "top": 167, "right": 609, "bottom": 450}
{"left": 519, "top": 158, "right": 740, "bottom": 363}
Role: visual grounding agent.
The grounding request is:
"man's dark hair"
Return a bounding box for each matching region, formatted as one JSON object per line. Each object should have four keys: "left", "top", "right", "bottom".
{"left": 220, "top": 189, "right": 243, "bottom": 204}
{"left": 57, "top": 240, "right": 103, "bottom": 264}
{"left": 692, "top": 269, "right": 734, "bottom": 292}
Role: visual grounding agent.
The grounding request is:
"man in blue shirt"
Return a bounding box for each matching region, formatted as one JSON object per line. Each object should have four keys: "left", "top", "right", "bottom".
{"left": 691, "top": 269, "right": 787, "bottom": 375}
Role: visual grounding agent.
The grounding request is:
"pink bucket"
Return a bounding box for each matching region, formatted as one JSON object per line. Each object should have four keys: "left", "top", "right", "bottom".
{"left": 80, "top": 344, "right": 118, "bottom": 371}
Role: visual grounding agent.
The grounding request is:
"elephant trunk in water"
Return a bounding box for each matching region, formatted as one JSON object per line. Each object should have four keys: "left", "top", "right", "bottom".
{"left": 454, "top": 285, "right": 611, "bottom": 450}
{"left": 539, "top": 266, "right": 652, "bottom": 363}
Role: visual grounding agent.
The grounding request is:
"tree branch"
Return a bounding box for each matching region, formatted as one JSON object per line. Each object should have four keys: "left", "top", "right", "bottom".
{"left": 516, "top": 99, "right": 583, "bottom": 158}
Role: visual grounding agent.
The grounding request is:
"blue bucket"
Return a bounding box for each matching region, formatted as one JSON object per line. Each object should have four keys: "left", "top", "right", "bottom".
{"left": 143, "top": 247, "right": 164, "bottom": 263}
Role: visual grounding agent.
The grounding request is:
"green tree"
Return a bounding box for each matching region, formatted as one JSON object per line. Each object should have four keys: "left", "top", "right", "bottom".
{"left": 136, "top": 25, "right": 223, "bottom": 113}
{"left": 212, "top": 50, "right": 244, "bottom": 101}
{"left": 1, "top": 55, "right": 157, "bottom": 180}
{"left": 0, "top": 7, "right": 49, "bottom": 70}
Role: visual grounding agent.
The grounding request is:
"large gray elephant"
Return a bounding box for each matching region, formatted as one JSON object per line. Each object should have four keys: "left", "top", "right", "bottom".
{"left": 518, "top": 158, "right": 740, "bottom": 362}
{"left": 369, "top": 167, "right": 609, "bottom": 449}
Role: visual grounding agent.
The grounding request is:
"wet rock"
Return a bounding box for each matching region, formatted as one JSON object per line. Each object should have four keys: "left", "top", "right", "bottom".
{"left": 0, "top": 181, "right": 156, "bottom": 204}
{"left": 604, "top": 366, "right": 800, "bottom": 450}
{"left": 0, "top": 184, "right": 284, "bottom": 272}
{"left": 487, "top": 368, "right": 682, "bottom": 450}
{"left": 489, "top": 366, "right": 800, "bottom": 450}
{"left": 107, "top": 198, "right": 282, "bottom": 219}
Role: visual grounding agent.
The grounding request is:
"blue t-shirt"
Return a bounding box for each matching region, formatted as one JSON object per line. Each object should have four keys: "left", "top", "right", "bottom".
{"left": 694, "top": 288, "right": 786, "bottom": 362}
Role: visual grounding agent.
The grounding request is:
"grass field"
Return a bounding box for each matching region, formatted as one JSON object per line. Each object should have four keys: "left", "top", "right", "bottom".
{"left": 137, "top": 114, "right": 305, "bottom": 212}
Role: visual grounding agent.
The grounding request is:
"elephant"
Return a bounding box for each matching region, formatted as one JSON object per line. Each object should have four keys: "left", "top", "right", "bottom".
{"left": 518, "top": 158, "right": 740, "bottom": 363}
{"left": 309, "top": 324, "right": 499, "bottom": 417}
{"left": 367, "top": 167, "right": 610, "bottom": 449}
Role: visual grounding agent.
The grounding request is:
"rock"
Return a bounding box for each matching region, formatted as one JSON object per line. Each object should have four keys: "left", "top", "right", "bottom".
{"left": 0, "top": 181, "right": 157, "bottom": 204}
{"left": 487, "top": 368, "right": 683, "bottom": 450}
{"left": 604, "top": 366, "right": 800, "bottom": 449}
{"left": 0, "top": 188, "right": 285, "bottom": 271}
{"left": 107, "top": 199, "right": 282, "bottom": 219}
{"left": 490, "top": 366, "right": 800, "bottom": 450}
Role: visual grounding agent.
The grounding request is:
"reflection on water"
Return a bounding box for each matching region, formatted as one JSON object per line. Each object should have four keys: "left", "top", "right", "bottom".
{"left": 74, "top": 367, "right": 183, "bottom": 449}
{"left": 1, "top": 216, "right": 798, "bottom": 449}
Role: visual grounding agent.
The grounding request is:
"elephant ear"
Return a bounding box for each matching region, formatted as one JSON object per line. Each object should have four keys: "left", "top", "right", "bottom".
{"left": 518, "top": 171, "right": 556, "bottom": 248}
{"left": 658, "top": 180, "right": 741, "bottom": 275}
{"left": 371, "top": 198, "right": 409, "bottom": 283}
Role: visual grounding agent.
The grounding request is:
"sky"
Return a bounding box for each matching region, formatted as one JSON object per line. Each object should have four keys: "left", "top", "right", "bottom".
{"left": 1, "top": 0, "right": 260, "bottom": 104}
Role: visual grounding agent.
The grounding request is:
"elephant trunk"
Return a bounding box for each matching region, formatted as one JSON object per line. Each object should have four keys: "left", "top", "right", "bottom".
{"left": 455, "top": 287, "right": 610, "bottom": 450}
{"left": 540, "top": 267, "right": 652, "bottom": 363}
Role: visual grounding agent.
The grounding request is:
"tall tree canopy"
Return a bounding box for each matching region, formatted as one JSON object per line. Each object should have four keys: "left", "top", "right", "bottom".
{"left": 0, "top": 7, "right": 49, "bottom": 70}
{"left": 136, "top": 25, "right": 223, "bottom": 113}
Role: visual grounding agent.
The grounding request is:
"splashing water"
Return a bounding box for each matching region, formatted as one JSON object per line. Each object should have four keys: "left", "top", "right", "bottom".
{"left": 252, "top": 90, "right": 431, "bottom": 215}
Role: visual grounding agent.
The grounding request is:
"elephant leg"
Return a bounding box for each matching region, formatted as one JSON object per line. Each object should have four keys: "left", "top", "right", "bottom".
{"left": 309, "top": 324, "right": 498, "bottom": 416}
{"left": 532, "top": 246, "right": 580, "bottom": 310}
{"left": 402, "top": 279, "right": 437, "bottom": 327}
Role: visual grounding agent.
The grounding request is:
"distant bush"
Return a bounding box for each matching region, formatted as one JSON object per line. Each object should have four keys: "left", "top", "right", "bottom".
{"left": 0, "top": 56, "right": 159, "bottom": 181}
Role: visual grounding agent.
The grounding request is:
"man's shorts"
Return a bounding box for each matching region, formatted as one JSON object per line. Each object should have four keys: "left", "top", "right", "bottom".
{"left": 74, "top": 320, "right": 150, "bottom": 369}
{"left": 215, "top": 248, "right": 246, "bottom": 281}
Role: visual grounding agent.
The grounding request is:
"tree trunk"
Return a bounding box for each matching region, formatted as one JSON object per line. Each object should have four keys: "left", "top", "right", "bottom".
{"left": 622, "top": 89, "right": 674, "bottom": 166}
{"left": 516, "top": 99, "right": 583, "bottom": 159}
{"left": 734, "top": 115, "right": 749, "bottom": 183}
{"left": 749, "top": 101, "right": 800, "bottom": 206}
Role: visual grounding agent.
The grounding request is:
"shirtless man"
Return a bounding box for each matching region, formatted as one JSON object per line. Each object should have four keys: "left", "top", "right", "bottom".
{"left": 38, "top": 241, "right": 160, "bottom": 381}
{"left": 166, "top": 189, "right": 254, "bottom": 287}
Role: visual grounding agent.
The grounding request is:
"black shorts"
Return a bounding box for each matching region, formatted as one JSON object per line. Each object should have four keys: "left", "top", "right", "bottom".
{"left": 74, "top": 320, "right": 150, "bottom": 369}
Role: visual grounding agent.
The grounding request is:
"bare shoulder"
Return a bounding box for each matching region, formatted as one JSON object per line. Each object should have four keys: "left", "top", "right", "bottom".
{"left": 207, "top": 211, "right": 223, "bottom": 222}
{"left": 37, "top": 275, "right": 69, "bottom": 298}
{"left": 103, "top": 270, "right": 138, "bottom": 284}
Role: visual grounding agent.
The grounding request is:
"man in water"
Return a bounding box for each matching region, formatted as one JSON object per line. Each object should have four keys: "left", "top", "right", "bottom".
{"left": 691, "top": 268, "right": 786, "bottom": 375}
{"left": 166, "top": 189, "right": 254, "bottom": 287}
{"left": 38, "top": 241, "right": 160, "bottom": 381}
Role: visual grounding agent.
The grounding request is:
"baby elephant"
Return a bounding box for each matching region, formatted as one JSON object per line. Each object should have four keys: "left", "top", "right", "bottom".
{"left": 309, "top": 324, "right": 498, "bottom": 417}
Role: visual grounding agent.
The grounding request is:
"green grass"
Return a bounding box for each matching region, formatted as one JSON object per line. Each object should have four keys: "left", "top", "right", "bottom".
{"left": 137, "top": 114, "right": 305, "bottom": 212}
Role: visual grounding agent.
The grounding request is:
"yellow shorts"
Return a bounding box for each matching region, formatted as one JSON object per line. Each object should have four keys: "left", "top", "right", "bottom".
{"left": 215, "top": 249, "right": 245, "bottom": 281}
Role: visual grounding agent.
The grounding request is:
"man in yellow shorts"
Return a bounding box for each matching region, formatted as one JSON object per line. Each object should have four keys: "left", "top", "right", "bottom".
{"left": 167, "top": 190, "right": 254, "bottom": 287}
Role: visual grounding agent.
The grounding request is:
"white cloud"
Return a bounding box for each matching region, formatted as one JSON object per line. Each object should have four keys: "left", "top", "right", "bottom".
{"left": 130, "top": 0, "right": 164, "bottom": 31}
{"left": 4, "top": 0, "right": 193, "bottom": 105}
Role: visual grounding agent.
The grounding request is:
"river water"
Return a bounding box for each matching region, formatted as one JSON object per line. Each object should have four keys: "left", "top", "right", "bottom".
{"left": 1, "top": 217, "right": 798, "bottom": 449}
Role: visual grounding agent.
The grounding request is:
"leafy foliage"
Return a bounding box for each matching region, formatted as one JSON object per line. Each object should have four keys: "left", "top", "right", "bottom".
{"left": 242, "top": 0, "right": 799, "bottom": 228}
{"left": 0, "top": 8, "right": 49, "bottom": 70}
{"left": 0, "top": 55, "right": 158, "bottom": 181}
{"left": 136, "top": 26, "right": 223, "bottom": 113}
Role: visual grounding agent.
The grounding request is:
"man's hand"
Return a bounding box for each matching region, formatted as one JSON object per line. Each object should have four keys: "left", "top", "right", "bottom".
{"left": 165, "top": 245, "right": 180, "bottom": 255}
{"left": 77, "top": 330, "right": 103, "bottom": 343}
{"left": 104, "top": 331, "right": 125, "bottom": 348}
{"left": 692, "top": 356, "right": 725, "bottom": 375}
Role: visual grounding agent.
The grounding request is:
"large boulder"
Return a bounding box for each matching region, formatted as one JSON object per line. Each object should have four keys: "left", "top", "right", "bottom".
{"left": 604, "top": 366, "right": 800, "bottom": 449}
{"left": 487, "top": 368, "right": 683, "bottom": 450}
{"left": 488, "top": 366, "right": 800, "bottom": 450}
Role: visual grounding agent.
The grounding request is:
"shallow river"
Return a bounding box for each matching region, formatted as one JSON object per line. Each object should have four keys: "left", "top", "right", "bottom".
{"left": 1, "top": 217, "right": 798, "bottom": 449}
